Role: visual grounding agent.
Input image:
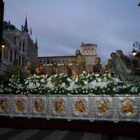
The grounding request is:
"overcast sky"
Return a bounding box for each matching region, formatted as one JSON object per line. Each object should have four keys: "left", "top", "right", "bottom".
{"left": 3, "top": 0, "right": 140, "bottom": 63}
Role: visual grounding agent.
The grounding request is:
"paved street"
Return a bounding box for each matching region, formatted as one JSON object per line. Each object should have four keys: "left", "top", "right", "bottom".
{"left": 0, "top": 128, "right": 138, "bottom": 140}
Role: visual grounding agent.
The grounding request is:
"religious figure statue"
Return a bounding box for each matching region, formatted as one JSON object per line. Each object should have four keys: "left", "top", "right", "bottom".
{"left": 62, "top": 64, "right": 72, "bottom": 78}
{"left": 24, "top": 61, "right": 31, "bottom": 73}
{"left": 71, "top": 61, "right": 79, "bottom": 79}
{"left": 34, "top": 63, "right": 46, "bottom": 75}
{"left": 104, "top": 52, "right": 117, "bottom": 73}
{"left": 16, "top": 99, "right": 25, "bottom": 112}
{"left": 116, "top": 50, "right": 131, "bottom": 69}
{"left": 34, "top": 99, "right": 43, "bottom": 112}
{"left": 110, "top": 52, "right": 117, "bottom": 65}
{"left": 122, "top": 99, "right": 133, "bottom": 116}
{"left": 75, "top": 50, "right": 86, "bottom": 74}
{"left": 103, "top": 52, "right": 118, "bottom": 76}
{"left": 75, "top": 100, "right": 85, "bottom": 115}
{"left": 104, "top": 59, "right": 113, "bottom": 72}
{"left": 54, "top": 99, "right": 64, "bottom": 114}
{"left": 93, "top": 57, "right": 103, "bottom": 74}
{"left": 0, "top": 99, "right": 8, "bottom": 111}
{"left": 50, "top": 61, "right": 59, "bottom": 75}
{"left": 113, "top": 50, "right": 140, "bottom": 84}
{"left": 23, "top": 61, "right": 32, "bottom": 78}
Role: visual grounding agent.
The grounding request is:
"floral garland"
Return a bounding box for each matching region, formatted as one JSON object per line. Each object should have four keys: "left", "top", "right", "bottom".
{"left": 0, "top": 71, "right": 140, "bottom": 95}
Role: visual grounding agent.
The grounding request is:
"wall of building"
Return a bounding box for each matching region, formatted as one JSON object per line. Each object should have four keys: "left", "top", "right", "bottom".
{"left": 0, "top": 21, "right": 38, "bottom": 74}
{"left": 38, "top": 43, "right": 97, "bottom": 74}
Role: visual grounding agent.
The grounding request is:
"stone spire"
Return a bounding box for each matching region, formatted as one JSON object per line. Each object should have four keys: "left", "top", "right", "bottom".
{"left": 35, "top": 38, "right": 38, "bottom": 49}
{"left": 24, "top": 16, "right": 28, "bottom": 32}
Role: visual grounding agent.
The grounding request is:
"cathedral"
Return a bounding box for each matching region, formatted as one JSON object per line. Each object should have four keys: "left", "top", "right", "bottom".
{"left": 0, "top": 18, "right": 38, "bottom": 73}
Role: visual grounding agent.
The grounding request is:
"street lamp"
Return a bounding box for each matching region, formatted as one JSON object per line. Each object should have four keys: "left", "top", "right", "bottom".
{"left": 0, "top": 41, "right": 5, "bottom": 74}
{"left": 0, "top": 40, "right": 5, "bottom": 61}
{"left": 132, "top": 42, "right": 140, "bottom": 69}
{"left": 132, "top": 42, "right": 140, "bottom": 56}
{"left": 132, "top": 48, "right": 137, "bottom": 56}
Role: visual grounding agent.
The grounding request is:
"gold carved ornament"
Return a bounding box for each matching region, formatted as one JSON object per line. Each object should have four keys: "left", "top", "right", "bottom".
{"left": 75, "top": 100, "right": 85, "bottom": 115}
{"left": 98, "top": 100, "right": 109, "bottom": 115}
{"left": 16, "top": 99, "right": 25, "bottom": 112}
{"left": 54, "top": 99, "right": 64, "bottom": 114}
{"left": 34, "top": 99, "right": 43, "bottom": 112}
{"left": 0, "top": 99, "right": 8, "bottom": 111}
{"left": 122, "top": 99, "right": 133, "bottom": 116}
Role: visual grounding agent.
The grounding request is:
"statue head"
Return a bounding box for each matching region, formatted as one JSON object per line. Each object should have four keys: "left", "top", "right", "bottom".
{"left": 95, "top": 57, "right": 101, "bottom": 64}
{"left": 39, "top": 63, "right": 43, "bottom": 71}
{"left": 110, "top": 52, "right": 117, "bottom": 60}
{"left": 76, "top": 50, "right": 81, "bottom": 56}
{"left": 116, "top": 50, "right": 124, "bottom": 57}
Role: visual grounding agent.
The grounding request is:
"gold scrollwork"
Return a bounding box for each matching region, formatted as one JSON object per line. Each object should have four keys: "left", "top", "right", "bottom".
{"left": 54, "top": 99, "right": 64, "bottom": 114}
{"left": 122, "top": 99, "right": 133, "bottom": 116}
{"left": 16, "top": 99, "right": 25, "bottom": 112}
{"left": 34, "top": 99, "right": 43, "bottom": 112}
{"left": 75, "top": 100, "right": 85, "bottom": 115}
{"left": 98, "top": 100, "right": 109, "bottom": 114}
{"left": 0, "top": 99, "right": 8, "bottom": 111}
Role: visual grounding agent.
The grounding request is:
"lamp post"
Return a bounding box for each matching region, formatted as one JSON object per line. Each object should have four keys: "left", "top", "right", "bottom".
{"left": 132, "top": 42, "right": 140, "bottom": 56}
{"left": 132, "top": 42, "right": 140, "bottom": 68}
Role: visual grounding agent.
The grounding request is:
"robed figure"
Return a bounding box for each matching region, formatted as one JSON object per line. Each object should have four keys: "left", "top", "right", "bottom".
{"left": 75, "top": 50, "right": 86, "bottom": 74}
{"left": 113, "top": 50, "right": 140, "bottom": 84}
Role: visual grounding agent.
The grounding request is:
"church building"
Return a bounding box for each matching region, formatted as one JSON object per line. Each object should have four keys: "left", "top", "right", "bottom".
{"left": 0, "top": 18, "right": 38, "bottom": 73}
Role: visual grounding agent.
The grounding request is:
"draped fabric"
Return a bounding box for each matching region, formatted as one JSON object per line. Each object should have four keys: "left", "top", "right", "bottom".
{"left": 114, "top": 57, "right": 140, "bottom": 84}
{"left": 75, "top": 55, "right": 86, "bottom": 74}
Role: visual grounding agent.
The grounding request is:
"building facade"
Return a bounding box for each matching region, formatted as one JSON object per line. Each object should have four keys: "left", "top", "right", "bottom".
{"left": 38, "top": 43, "right": 97, "bottom": 74}
{"left": 0, "top": 19, "right": 38, "bottom": 73}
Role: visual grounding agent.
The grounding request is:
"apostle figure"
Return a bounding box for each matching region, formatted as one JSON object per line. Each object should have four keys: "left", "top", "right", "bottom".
{"left": 71, "top": 61, "right": 79, "bottom": 79}
{"left": 93, "top": 57, "right": 103, "bottom": 74}
{"left": 104, "top": 59, "right": 113, "bottom": 72}
{"left": 35, "top": 63, "right": 46, "bottom": 75}
{"left": 75, "top": 50, "right": 86, "bottom": 74}
{"left": 62, "top": 63, "right": 72, "bottom": 78}
{"left": 51, "top": 61, "right": 59, "bottom": 75}
{"left": 23, "top": 61, "right": 32, "bottom": 77}
{"left": 106, "top": 52, "right": 118, "bottom": 72}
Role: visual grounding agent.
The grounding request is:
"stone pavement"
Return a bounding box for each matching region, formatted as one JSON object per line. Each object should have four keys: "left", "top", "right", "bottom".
{"left": 0, "top": 128, "right": 138, "bottom": 140}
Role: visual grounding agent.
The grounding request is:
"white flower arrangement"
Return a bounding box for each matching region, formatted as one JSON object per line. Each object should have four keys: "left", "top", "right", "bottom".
{"left": 0, "top": 71, "right": 140, "bottom": 95}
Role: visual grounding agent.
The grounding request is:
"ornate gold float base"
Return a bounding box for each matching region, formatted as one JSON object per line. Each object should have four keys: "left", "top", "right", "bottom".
{"left": 0, "top": 94, "right": 139, "bottom": 123}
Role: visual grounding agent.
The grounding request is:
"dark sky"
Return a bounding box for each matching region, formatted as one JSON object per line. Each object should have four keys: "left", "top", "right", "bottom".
{"left": 3, "top": 0, "right": 140, "bottom": 63}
